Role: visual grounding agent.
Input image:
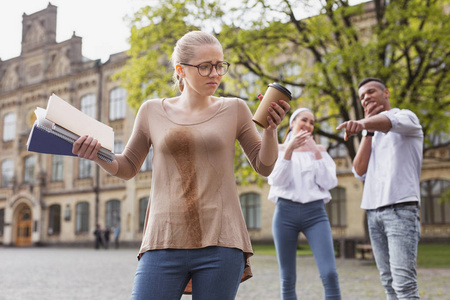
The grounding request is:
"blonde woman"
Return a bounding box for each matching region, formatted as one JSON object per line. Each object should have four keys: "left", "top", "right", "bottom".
{"left": 73, "top": 31, "right": 290, "bottom": 299}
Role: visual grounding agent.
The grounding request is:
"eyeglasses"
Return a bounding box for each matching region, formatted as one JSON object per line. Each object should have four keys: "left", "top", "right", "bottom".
{"left": 179, "top": 61, "right": 230, "bottom": 77}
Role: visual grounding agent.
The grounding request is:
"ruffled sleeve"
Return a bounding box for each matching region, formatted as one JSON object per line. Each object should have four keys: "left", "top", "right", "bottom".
{"left": 313, "top": 152, "right": 337, "bottom": 190}
{"left": 268, "top": 156, "right": 293, "bottom": 188}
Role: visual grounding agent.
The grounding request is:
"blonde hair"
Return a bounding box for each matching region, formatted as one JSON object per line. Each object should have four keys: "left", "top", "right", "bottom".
{"left": 171, "top": 31, "right": 223, "bottom": 92}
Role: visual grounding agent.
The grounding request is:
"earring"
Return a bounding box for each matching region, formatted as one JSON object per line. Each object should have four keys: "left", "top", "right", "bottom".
{"left": 176, "top": 65, "right": 184, "bottom": 77}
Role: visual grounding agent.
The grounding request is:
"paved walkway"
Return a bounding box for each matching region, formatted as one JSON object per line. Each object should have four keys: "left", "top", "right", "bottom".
{"left": 0, "top": 247, "right": 448, "bottom": 299}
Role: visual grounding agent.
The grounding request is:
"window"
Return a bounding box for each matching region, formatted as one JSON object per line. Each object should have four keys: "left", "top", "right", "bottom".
{"left": 114, "top": 141, "right": 124, "bottom": 155}
{"left": 240, "top": 192, "right": 261, "bottom": 230}
{"left": 421, "top": 179, "right": 450, "bottom": 225}
{"left": 48, "top": 204, "right": 61, "bottom": 235}
{"left": 24, "top": 156, "right": 36, "bottom": 184}
{"left": 51, "top": 155, "right": 64, "bottom": 181}
{"left": 327, "top": 187, "right": 347, "bottom": 227}
{"left": 139, "top": 197, "right": 149, "bottom": 232}
{"left": 75, "top": 202, "right": 89, "bottom": 234}
{"left": 109, "top": 87, "right": 127, "bottom": 121}
{"left": 3, "top": 112, "right": 16, "bottom": 141}
{"left": 140, "top": 147, "right": 153, "bottom": 172}
{"left": 1, "top": 159, "right": 14, "bottom": 187}
{"left": 80, "top": 94, "right": 96, "bottom": 119}
{"left": 106, "top": 200, "right": 121, "bottom": 229}
{"left": 0, "top": 208, "right": 4, "bottom": 236}
{"left": 78, "top": 159, "right": 92, "bottom": 178}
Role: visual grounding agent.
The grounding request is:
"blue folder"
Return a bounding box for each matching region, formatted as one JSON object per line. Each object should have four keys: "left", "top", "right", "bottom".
{"left": 27, "top": 124, "right": 77, "bottom": 157}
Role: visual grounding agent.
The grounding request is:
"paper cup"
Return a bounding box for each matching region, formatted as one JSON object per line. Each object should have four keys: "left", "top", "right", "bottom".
{"left": 252, "top": 83, "right": 292, "bottom": 128}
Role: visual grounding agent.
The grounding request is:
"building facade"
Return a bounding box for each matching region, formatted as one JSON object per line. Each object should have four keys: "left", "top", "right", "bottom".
{"left": 0, "top": 3, "right": 449, "bottom": 250}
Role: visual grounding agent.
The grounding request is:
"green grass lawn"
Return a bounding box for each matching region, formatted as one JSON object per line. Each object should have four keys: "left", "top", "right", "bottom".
{"left": 252, "top": 243, "right": 450, "bottom": 268}
{"left": 252, "top": 243, "right": 312, "bottom": 256}
{"left": 417, "top": 243, "right": 450, "bottom": 268}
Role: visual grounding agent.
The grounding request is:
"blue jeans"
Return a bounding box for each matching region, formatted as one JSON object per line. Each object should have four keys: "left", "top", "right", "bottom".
{"left": 367, "top": 205, "right": 421, "bottom": 299}
{"left": 272, "top": 198, "right": 341, "bottom": 300}
{"left": 131, "top": 246, "right": 245, "bottom": 300}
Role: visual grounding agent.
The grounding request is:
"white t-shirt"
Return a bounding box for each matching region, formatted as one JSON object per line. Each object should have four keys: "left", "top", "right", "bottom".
{"left": 353, "top": 108, "right": 423, "bottom": 210}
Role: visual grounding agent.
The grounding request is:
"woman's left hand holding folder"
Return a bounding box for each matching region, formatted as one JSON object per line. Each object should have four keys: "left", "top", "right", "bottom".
{"left": 73, "top": 135, "right": 119, "bottom": 176}
{"left": 72, "top": 135, "right": 102, "bottom": 161}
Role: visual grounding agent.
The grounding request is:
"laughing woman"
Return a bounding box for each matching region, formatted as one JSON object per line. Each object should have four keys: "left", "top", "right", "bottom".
{"left": 268, "top": 108, "right": 341, "bottom": 300}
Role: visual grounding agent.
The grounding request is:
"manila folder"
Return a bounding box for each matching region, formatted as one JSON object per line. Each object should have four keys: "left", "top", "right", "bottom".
{"left": 45, "top": 94, "right": 114, "bottom": 151}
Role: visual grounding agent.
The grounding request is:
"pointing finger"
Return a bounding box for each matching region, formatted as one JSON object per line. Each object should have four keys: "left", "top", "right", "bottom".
{"left": 336, "top": 122, "right": 346, "bottom": 130}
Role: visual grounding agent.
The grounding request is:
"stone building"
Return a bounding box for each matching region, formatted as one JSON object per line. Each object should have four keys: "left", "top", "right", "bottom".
{"left": 0, "top": 3, "right": 449, "bottom": 252}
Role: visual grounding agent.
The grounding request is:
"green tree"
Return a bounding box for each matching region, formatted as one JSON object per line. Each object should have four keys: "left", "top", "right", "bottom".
{"left": 217, "top": 0, "right": 450, "bottom": 157}
{"left": 116, "top": 0, "right": 449, "bottom": 183}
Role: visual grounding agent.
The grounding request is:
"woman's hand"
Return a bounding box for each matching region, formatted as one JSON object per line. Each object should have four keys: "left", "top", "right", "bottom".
{"left": 257, "top": 94, "right": 291, "bottom": 130}
{"left": 287, "top": 130, "right": 310, "bottom": 151}
{"left": 72, "top": 135, "right": 102, "bottom": 161}
{"left": 303, "top": 136, "right": 323, "bottom": 159}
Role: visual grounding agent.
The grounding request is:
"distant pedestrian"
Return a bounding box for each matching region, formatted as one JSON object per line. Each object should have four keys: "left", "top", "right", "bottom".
{"left": 114, "top": 225, "right": 120, "bottom": 249}
{"left": 94, "top": 224, "right": 103, "bottom": 249}
{"left": 104, "top": 227, "right": 111, "bottom": 249}
{"left": 268, "top": 108, "right": 341, "bottom": 299}
{"left": 337, "top": 77, "right": 423, "bottom": 299}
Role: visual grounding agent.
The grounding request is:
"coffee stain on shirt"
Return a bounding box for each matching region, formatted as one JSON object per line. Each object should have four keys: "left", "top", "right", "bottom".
{"left": 165, "top": 128, "right": 202, "bottom": 246}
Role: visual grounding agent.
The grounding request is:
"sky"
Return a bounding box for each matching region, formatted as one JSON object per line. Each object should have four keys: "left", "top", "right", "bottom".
{"left": 0, "top": 0, "right": 148, "bottom": 62}
{"left": 0, "top": 0, "right": 368, "bottom": 63}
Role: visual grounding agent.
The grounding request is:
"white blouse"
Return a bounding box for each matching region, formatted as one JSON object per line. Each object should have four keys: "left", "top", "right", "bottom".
{"left": 268, "top": 148, "right": 338, "bottom": 204}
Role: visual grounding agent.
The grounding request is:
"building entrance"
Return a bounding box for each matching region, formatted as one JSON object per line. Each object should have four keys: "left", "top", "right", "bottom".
{"left": 16, "top": 205, "right": 32, "bottom": 246}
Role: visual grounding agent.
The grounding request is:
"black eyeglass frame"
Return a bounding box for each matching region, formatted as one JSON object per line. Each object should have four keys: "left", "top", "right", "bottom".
{"left": 179, "top": 61, "right": 231, "bottom": 77}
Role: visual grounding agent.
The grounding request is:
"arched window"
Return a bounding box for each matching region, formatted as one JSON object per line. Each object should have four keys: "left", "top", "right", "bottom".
{"left": 327, "top": 187, "right": 347, "bottom": 227}
{"left": 80, "top": 94, "right": 96, "bottom": 119}
{"left": 3, "top": 112, "right": 16, "bottom": 141}
{"left": 24, "top": 156, "right": 36, "bottom": 184}
{"left": 1, "top": 159, "right": 14, "bottom": 187}
{"left": 139, "top": 197, "right": 149, "bottom": 232}
{"left": 106, "top": 199, "right": 121, "bottom": 229}
{"left": 48, "top": 204, "right": 61, "bottom": 235}
{"left": 421, "top": 179, "right": 450, "bottom": 224}
{"left": 109, "top": 87, "right": 127, "bottom": 121}
{"left": 240, "top": 192, "right": 261, "bottom": 230}
{"left": 75, "top": 202, "right": 89, "bottom": 234}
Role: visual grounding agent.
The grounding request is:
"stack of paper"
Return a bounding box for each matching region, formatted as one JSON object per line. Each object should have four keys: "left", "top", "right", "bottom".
{"left": 26, "top": 94, "right": 115, "bottom": 163}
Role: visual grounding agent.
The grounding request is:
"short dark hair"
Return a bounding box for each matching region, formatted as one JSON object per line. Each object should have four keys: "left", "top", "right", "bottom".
{"left": 358, "top": 77, "right": 386, "bottom": 89}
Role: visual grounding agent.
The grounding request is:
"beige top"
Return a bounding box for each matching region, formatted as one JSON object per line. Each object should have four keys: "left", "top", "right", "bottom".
{"left": 112, "top": 97, "right": 275, "bottom": 293}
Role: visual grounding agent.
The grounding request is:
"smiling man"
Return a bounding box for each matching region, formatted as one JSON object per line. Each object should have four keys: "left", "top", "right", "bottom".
{"left": 337, "top": 77, "right": 423, "bottom": 299}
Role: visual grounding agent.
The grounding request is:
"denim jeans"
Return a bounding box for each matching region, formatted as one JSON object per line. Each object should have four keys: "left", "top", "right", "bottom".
{"left": 272, "top": 198, "right": 341, "bottom": 300}
{"left": 367, "top": 205, "right": 421, "bottom": 299}
{"left": 131, "top": 246, "right": 245, "bottom": 300}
